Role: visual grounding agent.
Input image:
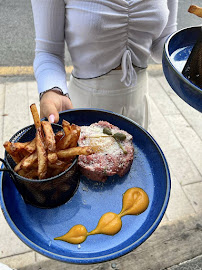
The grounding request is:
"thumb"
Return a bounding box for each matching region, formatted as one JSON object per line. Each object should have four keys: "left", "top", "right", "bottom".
{"left": 40, "top": 103, "right": 60, "bottom": 123}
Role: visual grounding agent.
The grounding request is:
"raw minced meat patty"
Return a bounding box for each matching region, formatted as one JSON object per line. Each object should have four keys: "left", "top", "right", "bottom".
{"left": 78, "top": 121, "right": 134, "bottom": 182}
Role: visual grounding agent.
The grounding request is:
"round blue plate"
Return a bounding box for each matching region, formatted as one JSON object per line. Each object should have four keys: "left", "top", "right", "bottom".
{"left": 0, "top": 109, "right": 170, "bottom": 264}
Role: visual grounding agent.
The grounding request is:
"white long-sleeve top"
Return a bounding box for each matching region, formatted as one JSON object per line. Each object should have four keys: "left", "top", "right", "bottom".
{"left": 31, "top": 0, "right": 178, "bottom": 94}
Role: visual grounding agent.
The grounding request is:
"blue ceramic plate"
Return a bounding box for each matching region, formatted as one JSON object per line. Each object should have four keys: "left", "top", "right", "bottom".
{"left": 0, "top": 109, "right": 170, "bottom": 264}
{"left": 162, "top": 26, "right": 202, "bottom": 112}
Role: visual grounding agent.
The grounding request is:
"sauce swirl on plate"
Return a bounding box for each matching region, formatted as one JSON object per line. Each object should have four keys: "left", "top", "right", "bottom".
{"left": 54, "top": 187, "right": 149, "bottom": 244}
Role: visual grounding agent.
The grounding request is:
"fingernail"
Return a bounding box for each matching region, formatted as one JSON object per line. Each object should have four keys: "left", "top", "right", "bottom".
{"left": 49, "top": 114, "right": 55, "bottom": 123}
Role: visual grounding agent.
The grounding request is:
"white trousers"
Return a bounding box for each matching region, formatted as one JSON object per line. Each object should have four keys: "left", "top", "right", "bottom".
{"left": 68, "top": 68, "right": 150, "bottom": 130}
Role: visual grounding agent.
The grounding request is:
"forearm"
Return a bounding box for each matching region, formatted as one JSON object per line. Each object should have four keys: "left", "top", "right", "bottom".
{"left": 31, "top": 0, "right": 68, "bottom": 94}
{"left": 34, "top": 52, "right": 68, "bottom": 95}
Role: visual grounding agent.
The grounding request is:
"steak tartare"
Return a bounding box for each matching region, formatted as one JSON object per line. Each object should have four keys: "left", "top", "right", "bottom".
{"left": 78, "top": 121, "right": 134, "bottom": 182}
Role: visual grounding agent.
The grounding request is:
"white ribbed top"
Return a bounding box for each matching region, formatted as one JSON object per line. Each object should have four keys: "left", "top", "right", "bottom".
{"left": 31, "top": 0, "right": 178, "bottom": 94}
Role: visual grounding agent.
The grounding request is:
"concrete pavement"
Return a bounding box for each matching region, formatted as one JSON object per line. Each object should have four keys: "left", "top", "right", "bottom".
{"left": 0, "top": 65, "right": 202, "bottom": 269}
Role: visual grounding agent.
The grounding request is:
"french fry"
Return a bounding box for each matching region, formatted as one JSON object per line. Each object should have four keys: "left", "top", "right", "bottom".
{"left": 14, "top": 151, "right": 38, "bottom": 172}
{"left": 48, "top": 159, "right": 67, "bottom": 169}
{"left": 30, "top": 103, "right": 41, "bottom": 129}
{"left": 8, "top": 141, "right": 30, "bottom": 158}
{"left": 30, "top": 160, "right": 38, "bottom": 169}
{"left": 30, "top": 103, "right": 48, "bottom": 178}
{"left": 3, "top": 141, "right": 24, "bottom": 163}
{"left": 36, "top": 129, "right": 47, "bottom": 179}
{"left": 56, "top": 156, "right": 76, "bottom": 164}
{"left": 69, "top": 124, "right": 81, "bottom": 147}
{"left": 56, "top": 129, "right": 78, "bottom": 150}
{"left": 10, "top": 141, "right": 29, "bottom": 151}
{"left": 57, "top": 146, "right": 97, "bottom": 159}
{"left": 188, "top": 5, "right": 202, "bottom": 18}
{"left": 22, "top": 152, "right": 38, "bottom": 170}
{"left": 41, "top": 121, "right": 56, "bottom": 152}
{"left": 24, "top": 138, "right": 36, "bottom": 153}
{"left": 41, "top": 121, "right": 58, "bottom": 163}
{"left": 47, "top": 152, "right": 58, "bottom": 164}
{"left": 62, "top": 120, "right": 71, "bottom": 136}
{"left": 55, "top": 130, "right": 65, "bottom": 143}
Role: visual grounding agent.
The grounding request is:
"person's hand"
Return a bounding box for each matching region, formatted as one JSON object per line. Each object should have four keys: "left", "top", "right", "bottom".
{"left": 40, "top": 90, "right": 73, "bottom": 123}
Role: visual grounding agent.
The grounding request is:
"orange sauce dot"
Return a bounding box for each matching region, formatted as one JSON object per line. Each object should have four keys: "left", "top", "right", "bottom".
{"left": 54, "top": 224, "right": 88, "bottom": 244}
{"left": 89, "top": 212, "right": 122, "bottom": 236}
{"left": 119, "top": 187, "right": 149, "bottom": 217}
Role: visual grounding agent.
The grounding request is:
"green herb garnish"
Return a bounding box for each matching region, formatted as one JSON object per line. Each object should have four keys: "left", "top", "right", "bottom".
{"left": 112, "top": 132, "right": 126, "bottom": 141}
{"left": 103, "top": 127, "right": 112, "bottom": 136}
{"left": 103, "top": 128, "right": 127, "bottom": 154}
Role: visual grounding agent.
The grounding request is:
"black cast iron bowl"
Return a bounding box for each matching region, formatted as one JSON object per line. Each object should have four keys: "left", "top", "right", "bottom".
{"left": 0, "top": 123, "right": 80, "bottom": 209}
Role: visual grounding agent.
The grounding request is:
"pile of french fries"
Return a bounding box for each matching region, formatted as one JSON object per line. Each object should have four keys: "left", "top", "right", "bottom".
{"left": 3, "top": 104, "right": 97, "bottom": 180}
